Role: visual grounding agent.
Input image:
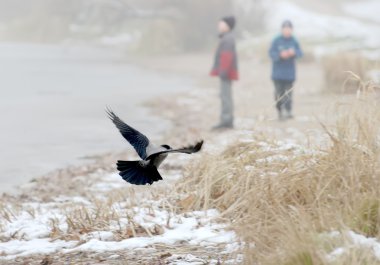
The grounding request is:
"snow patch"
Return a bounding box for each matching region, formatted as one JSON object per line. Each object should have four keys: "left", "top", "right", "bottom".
{"left": 0, "top": 206, "right": 236, "bottom": 260}
{"left": 326, "top": 231, "right": 380, "bottom": 261}
{"left": 0, "top": 239, "right": 76, "bottom": 260}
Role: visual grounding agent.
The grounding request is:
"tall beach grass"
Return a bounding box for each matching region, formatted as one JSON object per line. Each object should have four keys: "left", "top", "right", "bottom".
{"left": 177, "top": 81, "right": 380, "bottom": 264}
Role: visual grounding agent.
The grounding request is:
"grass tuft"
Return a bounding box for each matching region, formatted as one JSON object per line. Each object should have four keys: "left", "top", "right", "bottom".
{"left": 322, "top": 53, "right": 371, "bottom": 93}
{"left": 177, "top": 82, "right": 380, "bottom": 264}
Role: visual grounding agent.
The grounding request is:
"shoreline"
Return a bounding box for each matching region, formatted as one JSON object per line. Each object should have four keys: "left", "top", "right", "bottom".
{"left": 0, "top": 50, "right": 244, "bottom": 264}
{"left": 0, "top": 60, "right": 240, "bottom": 263}
{"left": 0, "top": 43, "right": 194, "bottom": 194}
{"left": 11, "top": 52, "right": 211, "bottom": 193}
{"left": 1, "top": 48, "right": 370, "bottom": 264}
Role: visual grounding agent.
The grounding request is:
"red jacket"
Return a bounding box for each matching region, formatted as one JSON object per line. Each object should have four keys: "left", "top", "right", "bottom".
{"left": 210, "top": 32, "right": 239, "bottom": 81}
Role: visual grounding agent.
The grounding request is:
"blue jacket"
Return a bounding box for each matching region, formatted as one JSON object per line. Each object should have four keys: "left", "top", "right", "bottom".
{"left": 269, "top": 35, "right": 303, "bottom": 81}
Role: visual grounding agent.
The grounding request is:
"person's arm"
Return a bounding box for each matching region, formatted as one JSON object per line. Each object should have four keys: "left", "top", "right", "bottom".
{"left": 294, "top": 39, "right": 303, "bottom": 59}
{"left": 219, "top": 39, "right": 235, "bottom": 79}
{"left": 269, "top": 38, "right": 281, "bottom": 62}
{"left": 210, "top": 48, "right": 219, "bottom": 76}
{"left": 287, "top": 38, "right": 303, "bottom": 59}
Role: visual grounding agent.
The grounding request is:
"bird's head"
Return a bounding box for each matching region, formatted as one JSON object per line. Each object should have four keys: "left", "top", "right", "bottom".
{"left": 161, "top": 144, "right": 171, "bottom": 150}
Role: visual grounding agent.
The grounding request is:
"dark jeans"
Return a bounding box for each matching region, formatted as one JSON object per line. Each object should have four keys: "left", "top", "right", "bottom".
{"left": 273, "top": 80, "right": 294, "bottom": 113}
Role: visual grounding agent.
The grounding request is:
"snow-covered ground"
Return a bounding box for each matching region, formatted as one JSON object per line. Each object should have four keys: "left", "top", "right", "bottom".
{"left": 1, "top": 120, "right": 380, "bottom": 264}
{"left": 0, "top": 203, "right": 237, "bottom": 262}
{"left": 0, "top": 162, "right": 242, "bottom": 264}
{"left": 327, "top": 231, "right": 380, "bottom": 262}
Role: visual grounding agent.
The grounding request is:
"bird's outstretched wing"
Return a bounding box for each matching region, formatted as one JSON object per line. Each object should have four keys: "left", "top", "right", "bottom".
{"left": 146, "top": 140, "right": 204, "bottom": 160}
{"left": 106, "top": 107, "right": 150, "bottom": 159}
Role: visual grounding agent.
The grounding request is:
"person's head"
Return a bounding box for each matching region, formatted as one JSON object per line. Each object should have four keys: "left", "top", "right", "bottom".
{"left": 218, "top": 16, "right": 236, "bottom": 34}
{"left": 281, "top": 20, "right": 293, "bottom": 38}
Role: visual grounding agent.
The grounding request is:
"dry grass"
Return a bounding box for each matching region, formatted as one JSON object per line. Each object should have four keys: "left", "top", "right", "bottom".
{"left": 2, "top": 72, "right": 380, "bottom": 263}
{"left": 177, "top": 82, "right": 380, "bottom": 264}
{"left": 0, "top": 182, "right": 234, "bottom": 263}
{"left": 322, "top": 52, "right": 371, "bottom": 93}
{"left": 47, "top": 189, "right": 173, "bottom": 242}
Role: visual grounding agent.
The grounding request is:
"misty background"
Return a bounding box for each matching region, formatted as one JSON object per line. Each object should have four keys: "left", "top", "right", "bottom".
{"left": 0, "top": 0, "right": 379, "bottom": 192}
{"left": 0, "top": 0, "right": 264, "bottom": 51}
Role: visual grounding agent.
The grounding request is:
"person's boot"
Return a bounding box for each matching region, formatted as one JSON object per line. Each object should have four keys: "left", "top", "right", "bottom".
{"left": 278, "top": 110, "right": 285, "bottom": 121}
{"left": 285, "top": 110, "right": 294, "bottom": 119}
{"left": 211, "top": 122, "right": 233, "bottom": 131}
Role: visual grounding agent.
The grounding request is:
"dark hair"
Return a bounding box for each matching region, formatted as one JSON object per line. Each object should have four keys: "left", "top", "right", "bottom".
{"left": 222, "top": 16, "right": 236, "bottom": 30}
{"left": 282, "top": 20, "right": 293, "bottom": 29}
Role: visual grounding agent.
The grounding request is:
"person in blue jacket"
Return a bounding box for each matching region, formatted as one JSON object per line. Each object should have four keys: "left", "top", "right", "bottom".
{"left": 269, "top": 20, "right": 303, "bottom": 120}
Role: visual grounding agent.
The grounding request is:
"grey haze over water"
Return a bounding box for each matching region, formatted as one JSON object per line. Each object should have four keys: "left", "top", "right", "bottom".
{"left": 0, "top": 43, "right": 192, "bottom": 192}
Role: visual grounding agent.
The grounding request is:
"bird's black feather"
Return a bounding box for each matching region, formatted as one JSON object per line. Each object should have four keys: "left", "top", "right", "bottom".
{"left": 106, "top": 108, "right": 204, "bottom": 186}
{"left": 146, "top": 140, "right": 204, "bottom": 160}
{"left": 117, "top": 160, "right": 163, "bottom": 185}
{"left": 106, "top": 107, "right": 150, "bottom": 159}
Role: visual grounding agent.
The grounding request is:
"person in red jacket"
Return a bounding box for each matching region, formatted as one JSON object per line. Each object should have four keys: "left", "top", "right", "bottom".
{"left": 210, "top": 16, "right": 239, "bottom": 130}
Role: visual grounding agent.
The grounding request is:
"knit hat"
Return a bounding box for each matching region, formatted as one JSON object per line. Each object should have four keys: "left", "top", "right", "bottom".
{"left": 222, "top": 16, "right": 236, "bottom": 30}
{"left": 282, "top": 20, "right": 293, "bottom": 28}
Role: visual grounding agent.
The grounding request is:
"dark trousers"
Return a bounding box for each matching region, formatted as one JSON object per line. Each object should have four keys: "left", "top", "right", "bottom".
{"left": 220, "top": 78, "right": 234, "bottom": 126}
{"left": 273, "top": 80, "right": 294, "bottom": 113}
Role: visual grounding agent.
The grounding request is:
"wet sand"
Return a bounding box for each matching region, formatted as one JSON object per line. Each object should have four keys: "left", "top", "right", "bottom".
{"left": 0, "top": 43, "right": 193, "bottom": 193}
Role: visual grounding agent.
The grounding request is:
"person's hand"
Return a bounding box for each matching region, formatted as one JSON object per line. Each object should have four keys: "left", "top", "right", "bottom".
{"left": 280, "top": 50, "right": 289, "bottom": 59}
{"left": 288, "top": 48, "right": 296, "bottom": 57}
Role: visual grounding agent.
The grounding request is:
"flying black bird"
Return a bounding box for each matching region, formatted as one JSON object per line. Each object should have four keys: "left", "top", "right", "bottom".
{"left": 106, "top": 108, "right": 203, "bottom": 185}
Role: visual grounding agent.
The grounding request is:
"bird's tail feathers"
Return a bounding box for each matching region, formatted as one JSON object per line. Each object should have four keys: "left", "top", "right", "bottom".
{"left": 116, "top": 160, "right": 162, "bottom": 185}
